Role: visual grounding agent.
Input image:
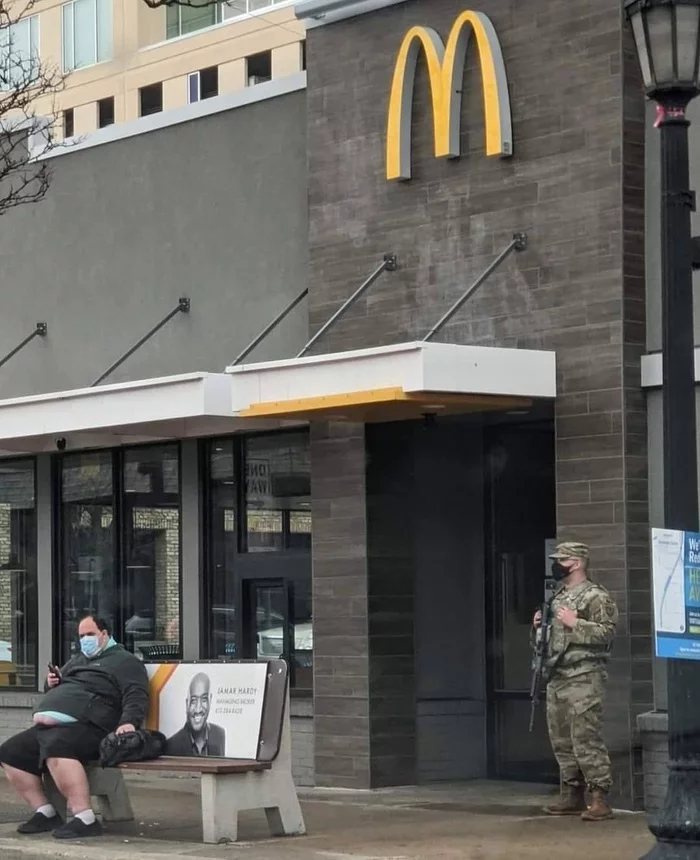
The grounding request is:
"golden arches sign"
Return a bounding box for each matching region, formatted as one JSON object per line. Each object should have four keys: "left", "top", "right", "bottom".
{"left": 386, "top": 10, "right": 513, "bottom": 181}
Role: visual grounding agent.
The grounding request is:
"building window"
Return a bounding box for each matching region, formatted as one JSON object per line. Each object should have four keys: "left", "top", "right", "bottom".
{"left": 165, "top": 1, "right": 289, "bottom": 39}
{"left": 167, "top": 2, "right": 220, "bottom": 38}
{"left": 204, "top": 432, "right": 311, "bottom": 690}
{"left": 188, "top": 66, "right": 218, "bottom": 104}
{"left": 62, "top": 0, "right": 112, "bottom": 72}
{"left": 247, "top": 50, "right": 271, "bottom": 86}
{"left": 0, "top": 14, "right": 39, "bottom": 90}
{"left": 57, "top": 445, "right": 181, "bottom": 663}
{"left": 0, "top": 460, "right": 37, "bottom": 689}
{"left": 63, "top": 107, "right": 75, "bottom": 138}
{"left": 243, "top": 433, "right": 311, "bottom": 553}
{"left": 300, "top": 39, "right": 306, "bottom": 72}
{"left": 139, "top": 82, "right": 162, "bottom": 117}
{"left": 97, "top": 95, "right": 114, "bottom": 128}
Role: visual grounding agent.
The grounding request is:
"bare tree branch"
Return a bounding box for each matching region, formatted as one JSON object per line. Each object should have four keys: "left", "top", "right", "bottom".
{"left": 0, "top": 0, "right": 66, "bottom": 217}
{"left": 141, "top": 0, "right": 245, "bottom": 9}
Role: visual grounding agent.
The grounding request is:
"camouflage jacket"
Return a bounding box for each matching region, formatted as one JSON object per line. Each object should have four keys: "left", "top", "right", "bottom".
{"left": 544, "top": 579, "right": 618, "bottom": 681}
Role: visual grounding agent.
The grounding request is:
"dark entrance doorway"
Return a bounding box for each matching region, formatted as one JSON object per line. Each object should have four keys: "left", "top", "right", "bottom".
{"left": 484, "top": 418, "right": 558, "bottom": 782}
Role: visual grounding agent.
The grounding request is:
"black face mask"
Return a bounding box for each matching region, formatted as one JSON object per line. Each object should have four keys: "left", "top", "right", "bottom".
{"left": 551, "top": 561, "right": 570, "bottom": 582}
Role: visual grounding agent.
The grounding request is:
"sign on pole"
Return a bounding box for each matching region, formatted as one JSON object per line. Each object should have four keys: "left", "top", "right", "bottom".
{"left": 652, "top": 527, "right": 700, "bottom": 659}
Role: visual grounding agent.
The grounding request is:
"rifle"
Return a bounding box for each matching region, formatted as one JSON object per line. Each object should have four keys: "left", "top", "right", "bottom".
{"left": 529, "top": 598, "right": 552, "bottom": 733}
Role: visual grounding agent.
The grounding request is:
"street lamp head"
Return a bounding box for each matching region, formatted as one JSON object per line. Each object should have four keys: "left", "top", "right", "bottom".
{"left": 625, "top": 0, "right": 700, "bottom": 107}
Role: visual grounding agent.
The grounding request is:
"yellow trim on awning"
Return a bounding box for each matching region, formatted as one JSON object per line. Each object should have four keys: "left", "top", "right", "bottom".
{"left": 238, "top": 387, "right": 531, "bottom": 422}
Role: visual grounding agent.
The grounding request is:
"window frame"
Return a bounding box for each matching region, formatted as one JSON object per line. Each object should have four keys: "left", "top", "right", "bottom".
{"left": 0, "top": 14, "right": 40, "bottom": 91}
{"left": 53, "top": 442, "right": 183, "bottom": 664}
{"left": 160, "top": 0, "right": 295, "bottom": 42}
{"left": 202, "top": 430, "right": 312, "bottom": 694}
{"left": 0, "top": 456, "right": 38, "bottom": 690}
{"left": 61, "top": 0, "right": 112, "bottom": 72}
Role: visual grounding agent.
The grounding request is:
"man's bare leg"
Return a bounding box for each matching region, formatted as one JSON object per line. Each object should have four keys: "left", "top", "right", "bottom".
{"left": 1, "top": 764, "right": 49, "bottom": 810}
{"left": 45, "top": 758, "right": 90, "bottom": 816}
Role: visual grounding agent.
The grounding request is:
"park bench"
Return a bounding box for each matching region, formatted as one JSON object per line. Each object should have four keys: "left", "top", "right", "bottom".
{"left": 44, "top": 658, "right": 305, "bottom": 844}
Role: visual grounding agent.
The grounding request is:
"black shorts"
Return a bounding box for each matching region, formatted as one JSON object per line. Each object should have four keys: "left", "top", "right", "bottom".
{"left": 0, "top": 723, "right": 106, "bottom": 776}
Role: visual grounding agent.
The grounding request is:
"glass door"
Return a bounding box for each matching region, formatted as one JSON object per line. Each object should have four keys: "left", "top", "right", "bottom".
{"left": 485, "top": 419, "right": 559, "bottom": 782}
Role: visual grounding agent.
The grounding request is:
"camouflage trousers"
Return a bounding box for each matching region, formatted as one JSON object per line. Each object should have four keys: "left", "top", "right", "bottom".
{"left": 546, "top": 671, "right": 612, "bottom": 792}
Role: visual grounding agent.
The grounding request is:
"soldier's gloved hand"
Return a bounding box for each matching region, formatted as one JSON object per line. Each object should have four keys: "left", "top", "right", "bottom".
{"left": 557, "top": 607, "right": 578, "bottom": 629}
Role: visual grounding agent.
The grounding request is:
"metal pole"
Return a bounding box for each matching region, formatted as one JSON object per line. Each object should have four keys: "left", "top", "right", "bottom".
{"left": 296, "top": 254, "right": 397, "bottom": 359}
{"left": 91, "top": 298, "right": 190, "bottom": 387}
{"left": 231, "top": 288, "right": 309, "bottom": 367}
{"left": 422, "top": 233, "right": 527, "bottom": 342}
{"left": 0, "top": 322, "right": 47, "bottom": 371}
{"left": 642, "top": 106, "right": 700, "bottom": 860}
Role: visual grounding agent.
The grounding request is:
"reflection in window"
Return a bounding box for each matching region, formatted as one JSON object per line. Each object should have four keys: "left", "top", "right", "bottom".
{"left": 205, "top": 433, "right": 312, "bottom": 689}
{"left": 0, "top": 461, "right": 36, "bottom": 687}
{"left": 207, "top": 439, "right": 237, "bottom": 659}
{"left": 60, "top": 451, "right": 115, "bottom": 660}
{"left": 123, "top": 446, "right": 180, "bottom": 658}
{"left": 244, "top": 432, "right": 311, "bottom": 553}
{"left": 59, "top": 446, "right": 181, "bottom": 661}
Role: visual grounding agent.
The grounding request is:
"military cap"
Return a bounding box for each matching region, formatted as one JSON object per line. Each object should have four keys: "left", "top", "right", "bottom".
{"left": 549, "top": 541, "right": 590, "bottom": 561}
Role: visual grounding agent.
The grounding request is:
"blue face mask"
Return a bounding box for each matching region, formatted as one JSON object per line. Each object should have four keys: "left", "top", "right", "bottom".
{"left": 80, "top": 635, "right": 101, "bottom": 658}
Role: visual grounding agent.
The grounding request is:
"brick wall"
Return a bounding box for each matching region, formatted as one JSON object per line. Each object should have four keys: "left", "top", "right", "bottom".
{"left": 637, "top": 711, "right": 667, "bottom": 817}
{"left": 291, "top": 702, "right": 315, "bottom": 786}
{"left": 0, "top": 695, "right": 40, "bottom": 740}
{"left": 305, "top": 0, "right": 648, "bottom": 805}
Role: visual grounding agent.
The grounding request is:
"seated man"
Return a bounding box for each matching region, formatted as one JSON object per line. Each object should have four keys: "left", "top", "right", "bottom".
{"left": 0, "top": 615, "right": 149, "bottom": 840}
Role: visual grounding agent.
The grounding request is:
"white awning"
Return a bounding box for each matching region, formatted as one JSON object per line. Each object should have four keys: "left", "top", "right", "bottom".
{"left": 641, "top": 349, "right": 700, "bottom": 388}
{"left": 0, "top": 372, "right": 298, "bottom": 454}
{"left": 227, "top": 341, "right": 556, "bottom": 422}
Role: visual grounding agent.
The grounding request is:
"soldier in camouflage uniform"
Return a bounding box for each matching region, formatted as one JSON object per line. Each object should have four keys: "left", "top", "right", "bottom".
{"left": 532, "top": 542, "right": 618, "bottom": 821}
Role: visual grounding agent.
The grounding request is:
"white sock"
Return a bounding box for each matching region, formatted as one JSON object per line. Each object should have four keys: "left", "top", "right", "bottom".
{"left": 36, "top": 803, "right": 56, "bottom": 818}
{"left": 74, "top": 809, "right": 96, "bottom": 826}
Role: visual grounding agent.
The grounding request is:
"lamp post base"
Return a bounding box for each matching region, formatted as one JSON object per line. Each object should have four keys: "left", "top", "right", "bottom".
{"left": 642, "top": 844, "right": 700, "bottom": 860}
{"left": 643, "top": 764, "right": 700, "bottom": 859}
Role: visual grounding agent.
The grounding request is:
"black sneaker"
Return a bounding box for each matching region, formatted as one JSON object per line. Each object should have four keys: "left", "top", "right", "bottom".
{"left": 53, "top": 817, "right": 103, "bottom": 839}
{"left": 17, "top": 811, "right": 60, "bottom": 834}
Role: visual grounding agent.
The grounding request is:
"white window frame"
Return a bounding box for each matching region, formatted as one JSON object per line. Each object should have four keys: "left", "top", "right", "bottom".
{"left": 164, "top": 0, "right": 294, "bottom": 41}
{"left": 62, "top": 0, "right": 112, "bottom": 72}
{"left": 187, "top": 71, "right": 201, "bottom": 104}
{"left": 0, "top": 14, "right": 40, "bottom": 91}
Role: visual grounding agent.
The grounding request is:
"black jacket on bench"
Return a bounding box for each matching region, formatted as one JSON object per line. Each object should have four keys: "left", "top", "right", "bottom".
{"left": 35, "top": 645, "right": 149, "bottom": 734}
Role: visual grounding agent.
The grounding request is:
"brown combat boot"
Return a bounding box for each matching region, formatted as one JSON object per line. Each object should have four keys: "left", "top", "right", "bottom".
{"left": 581, "top": 788, "right": 614, "bottom": 821}
{"left": 543, "top": 784, "right": 587, "bottom": 816}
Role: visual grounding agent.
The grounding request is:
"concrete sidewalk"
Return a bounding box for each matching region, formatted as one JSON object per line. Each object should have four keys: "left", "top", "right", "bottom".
{"left": 0, "top": 773, "right": 655, "bottom": 860}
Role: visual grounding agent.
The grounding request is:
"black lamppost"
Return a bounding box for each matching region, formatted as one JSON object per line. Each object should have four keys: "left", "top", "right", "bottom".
{"left": 625, "top": 1, "right": 700, "bottom": 857}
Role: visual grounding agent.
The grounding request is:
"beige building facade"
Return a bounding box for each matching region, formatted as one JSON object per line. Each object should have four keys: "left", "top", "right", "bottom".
{"left": 12, "top": 0, "right": 304, "bottom": 137}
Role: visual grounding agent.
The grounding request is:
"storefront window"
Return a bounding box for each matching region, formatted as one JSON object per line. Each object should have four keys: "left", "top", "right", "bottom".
{"left": 0, "top": 460, "right": 37, "bottom": 688}
{"left": 244, "top": 432, "right": 311, "bottom": 553}
{"left": 123, "top": 446, "right": 180, "bottom": 656}
{"left": 58, "top": 445, "right": 181, "bottom": 661}
{"left": 59, "top": 451, "right": 115, "bottom": 661}
{"left": 205, "top": 432, "right": 312, "bottom": 689}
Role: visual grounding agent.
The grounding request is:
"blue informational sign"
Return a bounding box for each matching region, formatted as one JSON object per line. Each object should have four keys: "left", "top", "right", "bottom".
{"left": 653, "top": 528, "right": 700, "bottom": 660}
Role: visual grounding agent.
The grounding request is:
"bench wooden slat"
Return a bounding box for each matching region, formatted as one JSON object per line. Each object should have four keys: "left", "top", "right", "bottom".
{"left": 118, "top": 756, "right": 272, "bottom": 775}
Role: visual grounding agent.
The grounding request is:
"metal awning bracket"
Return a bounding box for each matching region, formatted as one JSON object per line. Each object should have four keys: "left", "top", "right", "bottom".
{"left": 0, "top": 321, "right": 48, "bottom": 371}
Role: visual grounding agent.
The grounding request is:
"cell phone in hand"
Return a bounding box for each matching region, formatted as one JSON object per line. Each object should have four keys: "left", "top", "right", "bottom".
{"left": 47, "top": 662, "right": 61, "bottom": 677}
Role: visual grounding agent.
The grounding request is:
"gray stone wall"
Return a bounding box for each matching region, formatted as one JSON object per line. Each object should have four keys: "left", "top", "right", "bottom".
{"left": 305, "top": 0, "right": 648, "bottom": 805}
{"left": 637, "top": 711, "right": 667, "bottom": 818}
{"left": 0, "top": 89, "right": 308, "bottom": 400}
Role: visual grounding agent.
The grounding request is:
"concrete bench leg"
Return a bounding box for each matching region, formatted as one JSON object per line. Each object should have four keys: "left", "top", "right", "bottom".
{"left": 89, "top": 767, "right": 134, "bottom": 822}
{"left": 264, "top": 775, "right": 305, "bottom": 838}
{"left": 200, "top": 771, "right": 305, "bottom": 844}
{"left": 43, "top": 767, "right": 133, "bottom": 823}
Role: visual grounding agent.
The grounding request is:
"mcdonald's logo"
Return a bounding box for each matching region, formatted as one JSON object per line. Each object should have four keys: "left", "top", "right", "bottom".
{"left": 386, "top": 10, "right": 513, "bottom": 181}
